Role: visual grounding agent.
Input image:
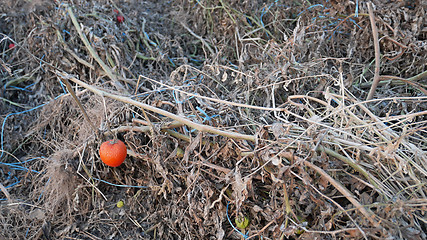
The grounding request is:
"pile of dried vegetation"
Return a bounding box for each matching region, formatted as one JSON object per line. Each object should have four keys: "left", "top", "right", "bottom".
{"left": 1, "top": 0, "right": 426, "bottom": 239}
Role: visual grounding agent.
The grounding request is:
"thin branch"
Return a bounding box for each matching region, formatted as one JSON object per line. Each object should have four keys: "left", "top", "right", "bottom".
{"left": 408, "top": 69, "right": 427, "bottom": 82}
{"left": 317, "top": 146, "right": 382, "bottom": 192}
{"left": 61, "top": 77, "right": 98, "bottom": 134}
{"left": 180, "top": 22, "right": 215, "bottom": 56}
{"left": 366, "top": 2, "right": 381, "bottom": 100}
{"left": 142, "top": 75, "right": 286, "bottom": 112}
{"left": 303, "top": 160, "right": 380, "bottom": 228}
{"left": 0, "top": 182, "right": 12, "bottom": 203}
{"left": 57, "top": 71, "right": 256, "bottom": 142}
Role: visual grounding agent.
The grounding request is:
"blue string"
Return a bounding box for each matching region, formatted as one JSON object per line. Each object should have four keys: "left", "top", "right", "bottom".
{"left": 260, "top": 0, "right": 279, "bottom": 29}
{"left": 260, "top": 6, "right": 267, "bottom": 28}
{"left": 131, "top": 88, "right": 167, "bottom": 99}
{"left": 196, "top": 106, "right": 211, "bottom": 121}
{"left": 8, "top": 86, "right": 32, "bottom": 92}
{"left": 189, "top": 57, "right": 204, "bottom": 63}
{"left": 0, "top": 198, "right": 23, "bottom": 202}
{"left": 172, "top": 84, "right": 194, "bottom": 104}
{"left": 246, "top": 17, "right": 253, "bottom": 26}
{"left": 1, "top": 158, "right": 44, "bottom": 192}
{"left": 226, "top": 201, "right": 249, "bottom": 239}
{"left": 143, "top": 32, "right": 157, "bottom": 47}
{"left": 173, "top": 89, "right": 184, "bottom": 104}
{"left": 5, "top": 178, "right": 20, "bottom": 189}
{"left": 6, "top": 78, "right": 36, "bottom": 93}
{"left": 0, "top": 157, "right": 44, "bottom": 196}
{"left": 183, "top": 76, "right": 197, "bottom": 83}
{"left": 196, "top": 106, "right": 218, "bottom": 122}
{"left": 58, "top": 78, "right": 67, "bottom": 94}
{"left": 355, "top": 0, "right": 359, "bottom": 17}
{"left": 1, "top": 94, "right": 65, "bottom": 159}
{"left": 24, "top": 82, "right": 36, "bottom": 89}
{"left": 227, "top": 61, "right": 239, "bottom": 69}
{"left": 40, "top": 54, "right": 45, "bottom": 72}
{"left": 297, "top": 4, "right": 324, "bottom": 17}
{"left": 349, "top": 18, "right": 362, "bottom": 30}
{"left": 62, "top": 29, "right": 71, "bottom": 41}
{"left": 168, "top": 57, "right": 176, "bottom": 67}
{"left": 0, "top": 161, "right": 41, "bottom": 174}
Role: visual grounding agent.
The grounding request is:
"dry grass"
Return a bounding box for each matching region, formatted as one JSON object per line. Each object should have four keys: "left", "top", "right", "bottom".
{"left": 1, "top": 0, "right": 426, "bottom": 239}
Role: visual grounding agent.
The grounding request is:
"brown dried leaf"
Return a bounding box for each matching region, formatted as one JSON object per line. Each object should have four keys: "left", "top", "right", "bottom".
{"left": 232, "top": 168, "right": 248, "bottom": 212}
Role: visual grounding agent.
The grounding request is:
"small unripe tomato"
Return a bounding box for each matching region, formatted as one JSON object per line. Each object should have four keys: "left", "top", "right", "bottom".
{"left": 116, "top": 200, "right": 124, "bottom": 208}
{"left": 176, "top": 147, "right": 184, "bottom": 158}
{"left": 99, "top": 139, "right": 127, "bottom": 167}
{"left": 235, "top": 215, "right": 250, "bottom": 229}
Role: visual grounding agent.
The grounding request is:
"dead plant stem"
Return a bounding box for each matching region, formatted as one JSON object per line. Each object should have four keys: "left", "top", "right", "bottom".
{"left": 60, "top": 72, "right": 256, "bottom": 142}
{"left": 303, "top": 160, "right": 380, "bottom": 228}
{"left": 61, "top": 77, "right": 98, "bottom": 134}
{"left": 317, "top": 146, "right": 382, "bottom": 192}
{"left": 366, "top": 2, "right": 381, "bottom": 100}
{"left": 180, "top": 22, "right": 215, "bottom": 56}
{"left": 142, "top": 75, "right": 286, "bottom": 112}
{"left": 0, "top": 182, "right": 11, "bottom": 203}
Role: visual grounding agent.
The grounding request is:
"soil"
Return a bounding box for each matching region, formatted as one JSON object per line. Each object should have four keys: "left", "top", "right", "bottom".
{"left": 1, "top": 0, "right": 426, "bottom": 239}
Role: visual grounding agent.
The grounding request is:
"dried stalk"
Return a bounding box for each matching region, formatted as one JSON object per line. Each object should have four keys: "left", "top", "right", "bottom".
{"left": 61, "top": 77, "right": 98, "bottom": 134}
{"left": 143, "top": 75, "right": 285, "bottom": 112}
{"left": 303, "top": 160, "right": 380, "bottom": 228}
{"left": 0, "top": 182, "right": 11, "bottom": 203}
{"left": 57, "top": 71, "right": 256, "bottom": 142}
{"left": 366, "top": 2, "right": 381, "bottom": 100}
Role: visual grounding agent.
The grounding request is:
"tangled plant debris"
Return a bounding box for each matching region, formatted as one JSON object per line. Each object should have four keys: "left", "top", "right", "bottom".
{"left": 1, "top": 0, "right": 426, "bottom": 239}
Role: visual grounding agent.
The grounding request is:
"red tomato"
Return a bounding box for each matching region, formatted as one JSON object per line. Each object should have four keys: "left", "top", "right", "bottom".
{"left": 117, "top": 15, "right": 124, "bottom": 23}
{"left": 99, "top": 139, "right": 127, "bottom": 167}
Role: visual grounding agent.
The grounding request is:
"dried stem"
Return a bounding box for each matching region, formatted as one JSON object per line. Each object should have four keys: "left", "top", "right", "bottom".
{"left": 58, "top": 71, "right": 256, "bottom": 142}
{"left": 143, "top": 75, "right": 285, "bottom": 112}
{"left": 61, "top": 77, "right": 98, "bottom": 134}
{"left": 303, "top": 160, "right": 380, "bottom": 228}
{"left": 366, "top": 2, "right": 381, "bottom": 100}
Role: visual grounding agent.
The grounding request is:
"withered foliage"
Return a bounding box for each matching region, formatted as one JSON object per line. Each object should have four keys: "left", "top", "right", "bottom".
{"left": 0, "top": 0, "right": 426, "bottom": 239}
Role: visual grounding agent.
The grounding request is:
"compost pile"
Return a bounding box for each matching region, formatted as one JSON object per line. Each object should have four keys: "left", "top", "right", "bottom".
{"left": 1, "top": 0, "right": 426, "bottom": 239}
